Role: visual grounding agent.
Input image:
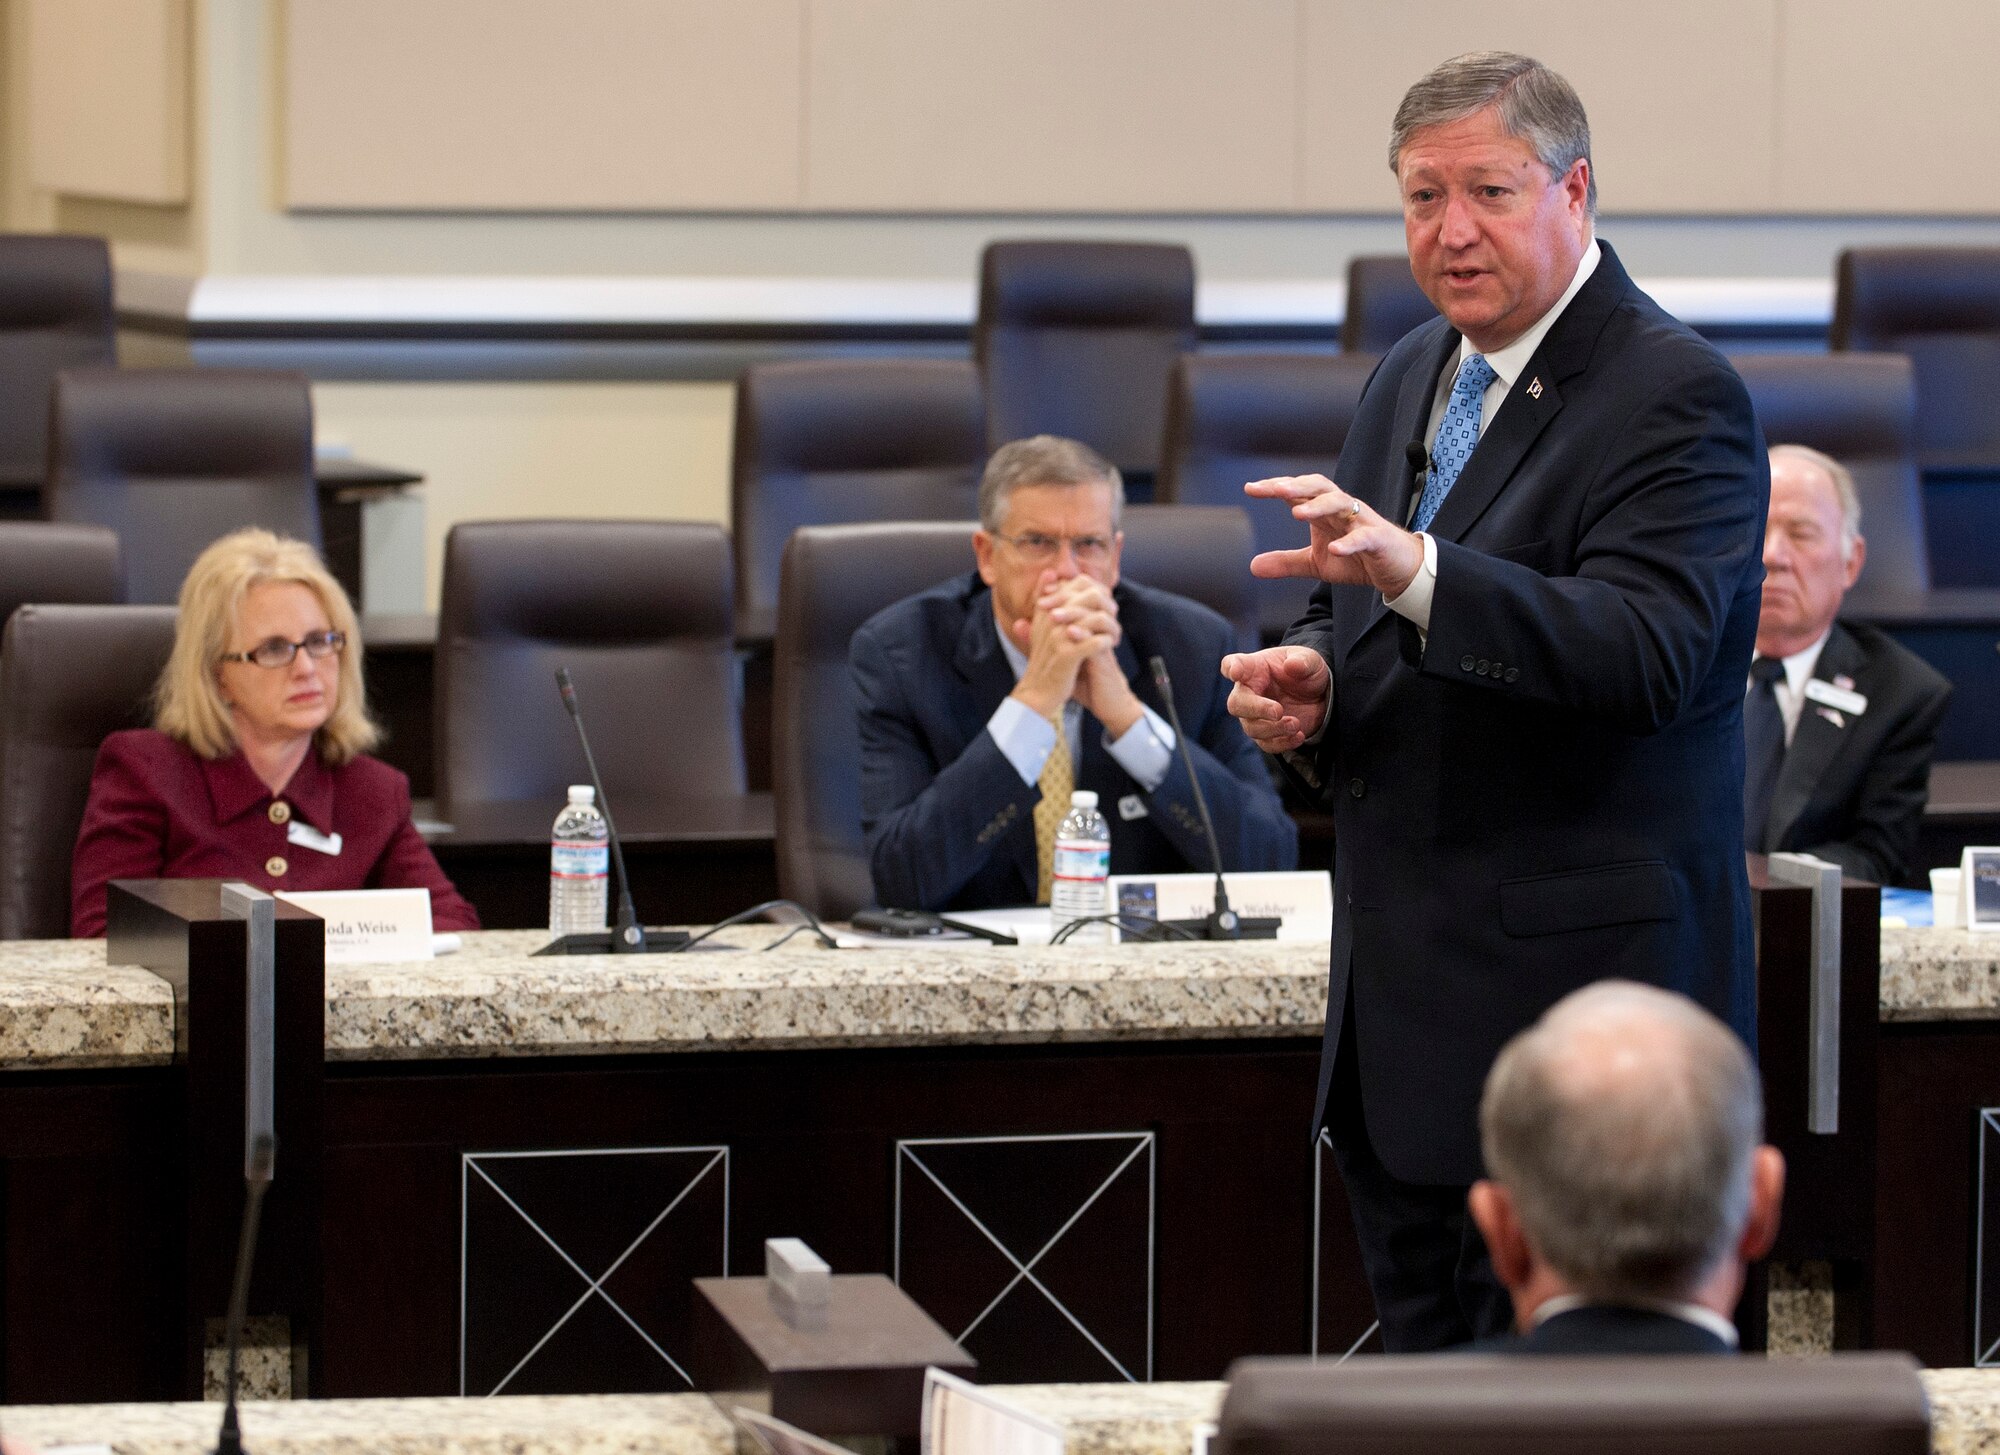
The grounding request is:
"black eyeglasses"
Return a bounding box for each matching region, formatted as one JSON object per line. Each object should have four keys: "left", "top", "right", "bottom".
{"left": 219, "top": 630, "right": 347, "bottom": 668}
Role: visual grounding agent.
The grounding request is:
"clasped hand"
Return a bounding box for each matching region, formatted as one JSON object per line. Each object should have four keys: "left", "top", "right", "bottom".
{"left": 1007, "top": 571, "right": 1141, "bottom": 737}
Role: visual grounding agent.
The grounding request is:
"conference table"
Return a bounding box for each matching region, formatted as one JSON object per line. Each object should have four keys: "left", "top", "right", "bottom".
{"left": 0, "top": 879, "right": 1993, "bottom": 1408}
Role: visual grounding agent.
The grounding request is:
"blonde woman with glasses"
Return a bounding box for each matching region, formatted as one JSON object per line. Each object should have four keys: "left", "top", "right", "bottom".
{"left": 70, "top": 528, "right": 477, "bottom": 937}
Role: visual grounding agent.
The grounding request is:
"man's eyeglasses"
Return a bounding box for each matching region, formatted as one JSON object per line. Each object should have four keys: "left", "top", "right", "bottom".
{"left": 989, "top": 530, "right": 1116, "bottom": 566}
{"left": 220, "top": 630, "right": 347, "bottom": 669}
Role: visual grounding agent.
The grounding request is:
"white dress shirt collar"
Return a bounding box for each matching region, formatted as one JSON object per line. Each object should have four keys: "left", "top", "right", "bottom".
{"left": 1753, "top": 626, "right": 1833, "bottom": 747}
{"left": 1456, "top": 237, "right": 1602, "bottom": 389}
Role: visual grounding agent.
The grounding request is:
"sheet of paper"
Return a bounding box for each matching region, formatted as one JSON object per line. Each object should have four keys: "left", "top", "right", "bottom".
{"left": 922, "top": 1367, "right": 1066, "bottom": 1455}
{"left": 1105, "top": 870, "right": 1332, "bottom": 942}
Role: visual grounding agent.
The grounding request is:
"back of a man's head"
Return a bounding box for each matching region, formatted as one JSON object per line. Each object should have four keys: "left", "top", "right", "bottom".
{"left": 1479, "top": 980, "right": 1763, "bottom": 1304}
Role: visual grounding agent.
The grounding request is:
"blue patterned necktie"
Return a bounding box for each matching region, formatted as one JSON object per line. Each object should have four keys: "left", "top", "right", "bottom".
{"left": 1412, "top": 353, "right": 1497, "bottom": 532}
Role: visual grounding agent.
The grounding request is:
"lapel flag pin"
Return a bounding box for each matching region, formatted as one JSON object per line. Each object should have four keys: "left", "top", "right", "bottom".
{"left": 1527, "top": 377, "right": 1544, "bottom": 399}
{"left": 1834, "top": 673, "right": 1856, "bottom": 691}
{"left": 1816, "top": 706, "right": 1845, "bottom": 729}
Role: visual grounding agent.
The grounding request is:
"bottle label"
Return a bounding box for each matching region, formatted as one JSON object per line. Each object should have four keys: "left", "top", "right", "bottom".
{"left": 1052, "top": 840, "right": 1110, "bottom": 881}
{"left": 550, "top": 842, "right": 609, "bottom": 878}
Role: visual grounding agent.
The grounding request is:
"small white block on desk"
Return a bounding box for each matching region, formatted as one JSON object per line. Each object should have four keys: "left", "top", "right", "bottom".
{"left": 765, "top": 1236, "right": 831, "bottom": 1306}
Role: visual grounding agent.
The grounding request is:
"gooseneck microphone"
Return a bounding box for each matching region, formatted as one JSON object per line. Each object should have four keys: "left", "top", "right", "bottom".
{"left": 216, "top": 1131, "right": 275, "bottom": 1455}
{"left": 1149, "top": 657, "right": 1281, "bottom": 941}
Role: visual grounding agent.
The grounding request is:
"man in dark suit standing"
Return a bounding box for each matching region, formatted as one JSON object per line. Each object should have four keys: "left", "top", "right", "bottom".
{"left": 1465, "top": 981, "right": 1785, "bottom": 1355}
{"left": 1221, "top": 52, "right": 1767, "bottom": 1349}
{"left": 1746, "top": 444, "right": 1951, "bottom": 887}
{"left": 856, "top": 435, "right": 1295, "bottom": 913}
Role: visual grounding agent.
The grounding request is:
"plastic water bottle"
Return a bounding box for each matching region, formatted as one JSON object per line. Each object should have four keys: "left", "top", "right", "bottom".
{"left": 549, "top": 785, "right": 609, "bottom": 936}
{"left": 1051, "top": 790, "right": 1112, "bottom": 944}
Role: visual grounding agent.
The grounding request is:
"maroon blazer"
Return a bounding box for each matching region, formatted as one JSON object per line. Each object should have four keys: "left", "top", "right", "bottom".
{"left": 71, "top": 728, "right": 480, "bottom": 938}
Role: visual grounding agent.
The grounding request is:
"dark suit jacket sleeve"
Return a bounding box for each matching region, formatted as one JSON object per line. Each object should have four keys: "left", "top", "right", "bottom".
{"left": 1134, "top": 613, "right": 1298, "bottom": 873}
{"left": 364, "top": 767, "right": 482, "bottom": 931}
{"left": 70, "top": 733, "right": 171, "bottom": 938}
{"left": 854, "top": 617, "right": 1039, "bottom": 911}
{"left": 1799, "top": 673, "right": 1952, "bottom": 885}
{"left": 1419, "top": 358, "right": 1765, "bottom": 734}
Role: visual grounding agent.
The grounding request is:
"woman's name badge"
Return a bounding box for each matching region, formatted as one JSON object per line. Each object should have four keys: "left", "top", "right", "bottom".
{"left": 287, "top": 821, "right": 344, "bottom": 856}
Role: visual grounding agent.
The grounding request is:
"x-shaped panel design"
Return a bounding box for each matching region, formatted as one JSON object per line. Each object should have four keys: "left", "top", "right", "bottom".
{"left": 1977, "top": 1111, "right": 2000, "bottom": 1366}
{"left": 460, "top": 1144, "right": 728, "bottom": 1396}
{"left": 1313, "top": 1128, "right": 1380, "bottom": 1362}
{"left": 895, "top": 1131, "right": 1153, "bottom": 1382}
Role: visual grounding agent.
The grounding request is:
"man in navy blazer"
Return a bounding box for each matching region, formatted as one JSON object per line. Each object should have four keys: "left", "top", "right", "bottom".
{"left": 856, "top": 435, "right": 1296, "bottom": 913}
{"left": 1464, "top": 981, "right": 1784, "bottom": 1356}
{"left": 1223, "top": 52, "right": 1766, "bottom": 1350}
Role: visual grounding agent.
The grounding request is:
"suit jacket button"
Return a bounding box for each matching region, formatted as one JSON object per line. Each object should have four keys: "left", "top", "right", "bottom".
{"left": 1349, "top": 777, "right": 1365, "bottom": 799}
{"left": 1477, "top": 659, "right": 1491, "bottom": 675}
{"left": 1505, "top": 667, "right": 1519, "bottom": 683}
{"left": 265, "top": 855, "right": 288, "bottom": 877}
{"left": 1460, "top": 655, "right": 1475, "bottom": 672}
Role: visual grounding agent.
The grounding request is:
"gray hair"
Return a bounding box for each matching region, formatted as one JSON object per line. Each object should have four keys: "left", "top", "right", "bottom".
{"left": 1770, "top": 442, "right": 1863, "bottom": 555}
{"left": 977, "top": 435, "right": 1124, "bottom": 533}
{"left": 1390, "top": 52, "right": 1596, "bottom": 214}
{"left": 1480, "top": 981, "right": 1762, "bottom": 1303}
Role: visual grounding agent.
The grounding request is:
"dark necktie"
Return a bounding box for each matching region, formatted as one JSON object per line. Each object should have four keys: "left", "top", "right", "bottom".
{"left": 1742, "top": 656, "right": 1788, "bottom": 850}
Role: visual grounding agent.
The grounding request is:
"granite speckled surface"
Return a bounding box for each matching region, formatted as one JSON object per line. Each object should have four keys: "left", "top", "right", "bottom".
{"left": 1002, "top": 1382, "right": 1226, "bottom": 1455}
{"left": 0, "top": 939, "right": 173, "bottom": 1069}
{"left": 1883, "top": 927, "right": 2000, "bottom": 1022}
{"left": 0, "top": 1391, "right": 736, "bottom": 1455}
{"left": 1926, "top": 1369, "right": 2000, "bottom": 1455}
{"left": 1765, "top": 1260, "right": 1835, "bottom": 1358}
{"left": 4, "top": 922, "right": 1996, "bottom": 1069}
{"left": 322, "top": 928, "right": 1328, "bottom": 1062}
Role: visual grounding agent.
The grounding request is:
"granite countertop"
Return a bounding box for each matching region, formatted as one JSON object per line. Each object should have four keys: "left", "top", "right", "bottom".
{"left": 5, "top": 1372, "right": 1995, "bottom": 1455}
{"left": 3, "top": 922, "right": 1997, "bottom": 1070}
{"left": 1882, "top": 927, "right": 2000, "bottom": 1023}
{"left": 0, "top": 1392, "right": 735, "bottom": 1455}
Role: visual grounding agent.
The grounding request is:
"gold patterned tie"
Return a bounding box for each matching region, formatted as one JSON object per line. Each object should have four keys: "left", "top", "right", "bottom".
{"left": 1033, "top": 713, "right": 1074, "bottom": 905}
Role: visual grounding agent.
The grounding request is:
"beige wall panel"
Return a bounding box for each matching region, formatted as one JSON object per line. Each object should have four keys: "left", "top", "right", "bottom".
{"left": 283, "top": 0, "right": 803, "bottom": 211}
{"left": 27, "top": 0, "right": 190, "bottom": 204}
{"left": 1301, "top": 1, "right": 1779, "bottom": 213}
{"left": 1777, "top": 0, "right": 2000, "bottom": 213}
{"left": 310, "top": 381, "right": 735, "bottom": 612}
{"left": 804, "top": 0, "right": 1299, "bottom": 212}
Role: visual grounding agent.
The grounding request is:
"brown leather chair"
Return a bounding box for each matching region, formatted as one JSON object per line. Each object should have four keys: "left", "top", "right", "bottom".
{"left": 0, "top": 604, "right": 177, "bottom": 939}
{"left": 0, "top": 521, "right": 123, "bottom": 630}
{"left": 975, "top": 240, "right": 1196, "bottom": 487}
{"left": 1216, "top": 1352, "right": 1930, "bottom": 1455}
{"left": 45, "top": 367, "right": 320, "bottom": 606}
{"left": 732, "top": 359, "right": 984, "bottom": 641}
{"left": 1157, "top": 353, "right": 1376, "bottom": 638}
{"left": 1120, "top": 503, "right": 1258, "bottom": 654}
{"left": 773, "top": 522, "right": 976, "bottom": 919}
{"left": 1342, "top": 254, "right": 1438, "bottom": 355}
{"left": 0, "top": 235, "right": 115, "bottom": 500}
{"left": 434, "top": 520, "right": 743, "bottom": 820}
{"left": 1733, "top": 352, "right": 1929, "bottom": 595}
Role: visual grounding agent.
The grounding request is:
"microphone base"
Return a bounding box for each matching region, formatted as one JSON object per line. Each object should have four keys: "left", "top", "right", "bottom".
{"left": 1158, "top": 914, "right": 1283, "bottom": 941}
{"left": 536, "top": 929, "right": 692, "bottom": 956}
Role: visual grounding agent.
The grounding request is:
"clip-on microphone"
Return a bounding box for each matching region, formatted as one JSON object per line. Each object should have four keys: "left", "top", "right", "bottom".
{"left": 1149, "top": 657, "right": 1281, "bottom": 941}
{"left": 536, "top": 668, "right": 690, "bottom": 954}
{"left": 215, "top": 1131, "right": 275, "bottom": 1455}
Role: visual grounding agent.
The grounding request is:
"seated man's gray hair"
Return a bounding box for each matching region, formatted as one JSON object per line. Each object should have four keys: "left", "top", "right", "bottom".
{"left": 1479, "top": 980, "right": 1762, "bottom": 1303}
{"left": 978, "top": 435, "right": 1124, "bottom": 533}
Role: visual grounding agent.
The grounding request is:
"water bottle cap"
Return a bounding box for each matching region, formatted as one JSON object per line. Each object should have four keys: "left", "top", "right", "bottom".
{"left": 567, "top": 785, "right": 595, "bottom": 804}
{"left": 1069, "top": 790, "right": 1098, "bottom": 809}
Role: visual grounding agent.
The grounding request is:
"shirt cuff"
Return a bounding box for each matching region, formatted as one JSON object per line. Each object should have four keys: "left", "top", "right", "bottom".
{"left": 988, "top": 695, "right": 1057, "bottom": 787}
{"left": 1383, "top": 530, "right": 1438, "bottom": 638}
{"left": 1104, "top": 704, "right": 1176, "bottom": 792}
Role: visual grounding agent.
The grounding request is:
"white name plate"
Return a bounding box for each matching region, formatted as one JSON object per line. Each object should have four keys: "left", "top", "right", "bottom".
{"left": 275, "top": 888, "right": 434, "bottom": 962}
{"left": 1963, "top": 847, "right": 2000, "bottom": 932}
{"left": 1106, "top": 869, "right": 1333, "bottom": 942}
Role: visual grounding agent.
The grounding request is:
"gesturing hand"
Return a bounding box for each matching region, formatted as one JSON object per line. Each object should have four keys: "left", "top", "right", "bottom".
{"left": 1220, "top": 645, "right": 1331, "bottom": 754}
{"left": 1244, "top": 474, "right": 1425, "bottom": 600}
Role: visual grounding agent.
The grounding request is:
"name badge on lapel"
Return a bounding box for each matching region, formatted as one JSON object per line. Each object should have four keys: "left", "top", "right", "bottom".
{"left": 287, "top": 820, "right": 344, "bottom": 857}
{"left": 1804, "top": 679, "right": 1868, "bottom": 717}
